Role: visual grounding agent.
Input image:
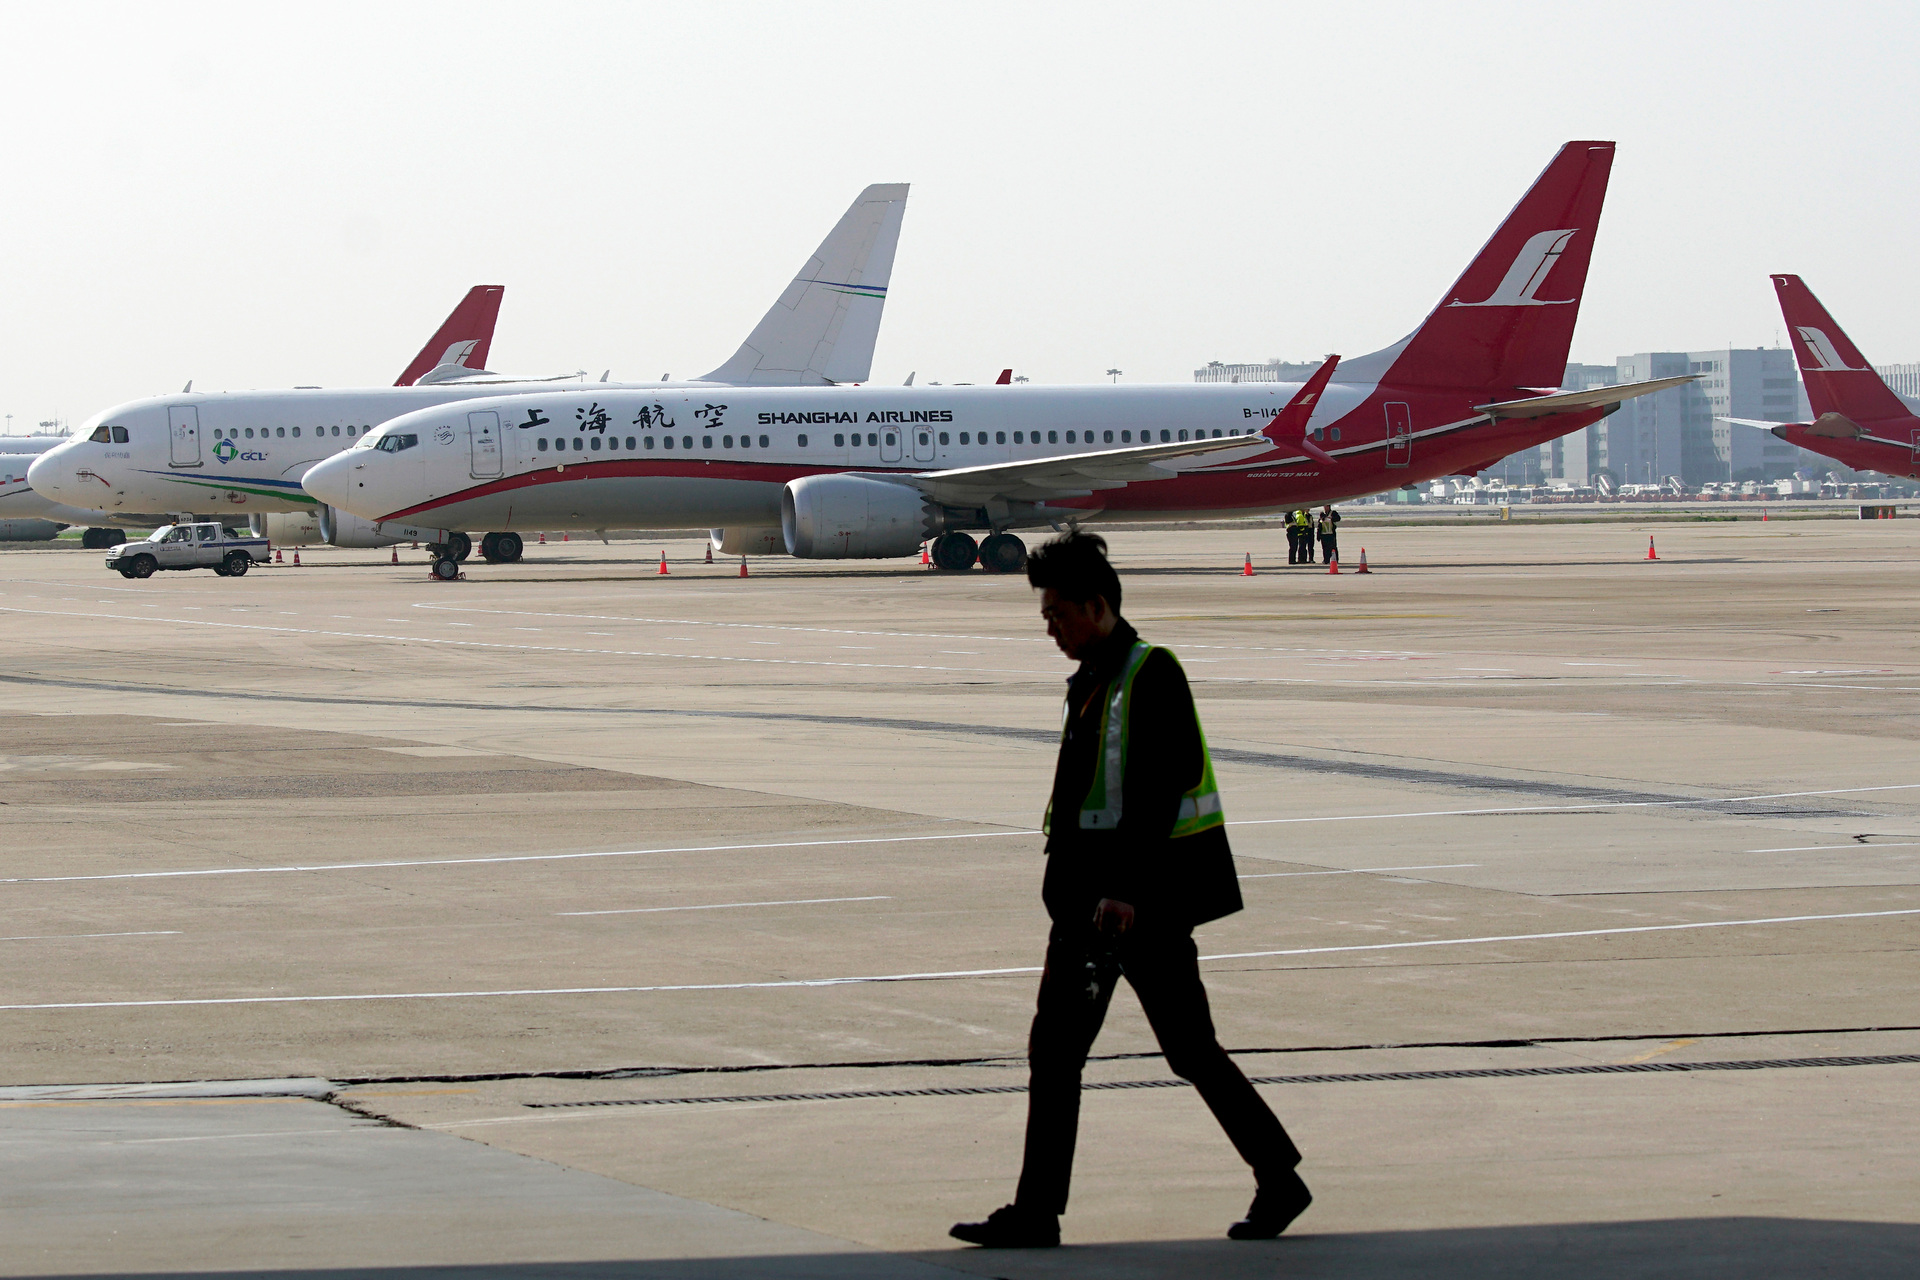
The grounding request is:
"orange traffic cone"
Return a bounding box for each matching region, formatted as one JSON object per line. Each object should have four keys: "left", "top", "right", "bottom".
{"left": 704, "top": 544, "right": 713, "bottom": 564}
{"left": 410, "top": 541, "right": 418, "bottom": 550}
{"left": 1761, "top": 508, "right": 1768, "bottom": 521}
{"left": 390, "top": 548, "right": 398, "bottom": 564}
{"left": 292, "top": 550, "right": 301, "bottom": 567}
{"left": 1328, "top": 555, "right": 1340, "bottom": 574}
{"left": 920, "top": 543, "right": 931, "bottom": 568}
{"left": 739, "top": 557, "right": 749, "bottom": 578}
{"left": 657, "top": 552, "right": 670, "bottom": 575}
{"left": 1646, "top": 536, "right": 1658, "bottom": 561}
{"left": 538, "top": 532, "right": 546, "bottom": 544}
{"left": 274, "top": 549, "right": 282, "bottom": 563}
{"left": 1355, "top": 548, "right": 1370, "bottom": 573}
{"left": 562, "top": 532, "right": 570, "bottom": 542}
{"left": 1241, "top": 553, "right": 1255, "bottom": 577}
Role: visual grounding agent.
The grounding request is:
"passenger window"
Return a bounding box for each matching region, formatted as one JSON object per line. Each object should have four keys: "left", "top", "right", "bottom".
{"left": 573, "top": 437, "right": 584, "bottom": 451}
{"left": 111, "top": 426, "right": 129, "bottom": 443}
{"left": 590, "top": 436, "right": 602, "bottom": 451}
{"left": 758, "top": 434, "right": 769, "bottom": 448}
{"left": 245, "top": 428, "right": 255, "bottom": 439}
{"left": 959, "top": 432, "right": 970, "bottom": 445}
{"left": 1065, "top": 430, "right": 1076, "bottom": 443}
{"left": 939, "top": 431, "right": 950, "bottom": 445}
{"left": 834, "top": 434, "right": 845, "bottom": 447}
{"left": 702, "top": 436, "right": 712, "bottom": 449}
{"left": 89, "top": 425, "right": 111, "bottom": 443}
{"left": 797, "top": 434, "right": 808, "bottom": 447}
{"left": 536, "top": 438, "right": 548, "bottom": 451}
{"left": 884, "top": 433, "right": 895, "bottom": 447}
{"left": 1331, "top": 427, "right": 1341, "bottom": 441}
{"left": 277, "top": 428, "right": 286, "bottom": 437}
{"left": 1160, "top": 430, "right": 1171, "bottom": 442}
{"left": 996, "top": 432, "right": 1006, "bottom": 444}
{"left": 292, "top": 427, "right": 301, "bottom": 437}
{"left": 682, "top": 436, "right": 693, "bottom": 449}
{"left": 1103, "top": 430, "right": 1114, "bottom": 444}
{"left": 626, "top": 436, "right": 637, "bottom": 449}
{"left": 644, "top": 436, "right": 655, "bottom": 450}
{"left": 723, "top": 435, "right": 733, "bottom": 448}
{"left": 1178, "top": 429, "right": 1189, "bottom": 442}
{"left": 1121, "top": 430, "right": 1132, "bottom": 443}
{"left": 347, "top": 426, "right": 357, "bottom": 437}
{"left": 332, "top": 426, "right": 341, "bottom": 437}
{"left": 663, "top": 436, "right": 674, "bottom": 450}
{"left": 1048, "top": 430, "right": 1058, "bottom": 444}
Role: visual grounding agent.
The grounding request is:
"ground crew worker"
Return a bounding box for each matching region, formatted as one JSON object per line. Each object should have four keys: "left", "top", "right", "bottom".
{"left": 1284, "top": 509, "right": 1302, "bottom": 564}
{"left": 1297, "top": 507, "right": 1317, "bottom": 563}
{"left": 950, "top": 532, "right": 1310, "bottom": 1249}
{"left": 1318, "top": 504, "right": 1341, "bottom": 564}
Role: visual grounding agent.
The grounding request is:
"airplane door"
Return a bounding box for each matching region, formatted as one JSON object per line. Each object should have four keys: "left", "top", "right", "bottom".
{"left": 880, "top": 425, "right": 903, "bottom": 463}
{"left": 468, "top": 411, "right": 502, "bottom": 478}
{"left": 168, "top": 406, "right": 202, "bottom": 467}
{"left": 911, "top": 423, "right": 935, "bottom": 463}
{"left": 1385, "top": 403, "right": 1412, "bottom": 467}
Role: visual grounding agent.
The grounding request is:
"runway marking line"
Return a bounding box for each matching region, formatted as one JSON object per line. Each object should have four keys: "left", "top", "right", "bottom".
{"left": 4, "top": 908, "right": 1913, "bottom": 1012}
{"left": 1, "top": 931, "right": 180, "bottom": 943}
{"left": 558, "top": 895, "right": 891, "bottom": 916}
{"left": 1239, "top": 864, "right": 1477, "bottom": 879}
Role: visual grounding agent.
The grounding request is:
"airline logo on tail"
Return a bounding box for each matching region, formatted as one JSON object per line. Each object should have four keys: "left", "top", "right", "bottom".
{"left": 437, "top": 340, "right": 480, "bottom": 370}
{"left": 1793, "top": 326, "right": 1869, "bottom": 372}
{"left": 1451, "top": 229, "right": 1580, "bottom": 307}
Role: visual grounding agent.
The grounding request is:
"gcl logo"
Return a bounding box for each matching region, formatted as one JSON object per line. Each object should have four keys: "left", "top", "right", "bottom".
{"left": 213, "top": 439, "right": 238, "bottom": 463}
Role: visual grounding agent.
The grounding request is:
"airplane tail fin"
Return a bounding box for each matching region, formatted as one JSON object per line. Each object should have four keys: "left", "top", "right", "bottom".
{"left": 394, "top": 286, "right": 504, "bottom": 386}
{"left": 1337, "top": 142, "right": 1614, "bottom": 392}
{"left": 698, "top": 183, "right": 909, "bottom": 386}
{"left": 1771, "top": 275, "right": 1908, "bottom": 423}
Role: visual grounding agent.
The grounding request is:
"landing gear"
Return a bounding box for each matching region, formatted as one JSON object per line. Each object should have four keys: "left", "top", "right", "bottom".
{"left": 930, "top": 531, "right": 978, "bottom": 571}
{"left": 80, "top": 528, "right": 125, "bottom": 550}
{"left": 979, "top": 533, "right": 1028, "bottom": 575}
{"left": 447, "top": 531, "right": 472, "bottom": 561}
{"left": 431, "top": 557, "right": 461, "bottom": 581}
{"left": 480, "top": 531, "right": 524, "bottom": 564}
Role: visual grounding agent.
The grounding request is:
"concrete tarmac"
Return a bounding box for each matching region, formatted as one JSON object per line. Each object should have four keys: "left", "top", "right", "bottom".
{"left": 0, "top": 519, "right": 1915, "bottom": 1277}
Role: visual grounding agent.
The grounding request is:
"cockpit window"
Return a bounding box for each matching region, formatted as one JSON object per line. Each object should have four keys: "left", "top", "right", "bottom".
{"left": 89, "top": 425, "right": 111, "bottom": 443}
{"left": 111, "top": 426, "right": 129, "bottom": 443}
{"left": 374, "top": 433, "right": 419, "bottom": 454}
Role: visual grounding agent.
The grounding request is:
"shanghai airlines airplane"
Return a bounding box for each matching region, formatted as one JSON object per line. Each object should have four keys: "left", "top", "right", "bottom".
{"left": 30, "top": 184, "right": 910, "bottom": 563}
{"left": 1718, "top": 275, "right": 1920, "bottom": 480}
{"left": 307, "top": 142, "right": 1689, "bottom": 576}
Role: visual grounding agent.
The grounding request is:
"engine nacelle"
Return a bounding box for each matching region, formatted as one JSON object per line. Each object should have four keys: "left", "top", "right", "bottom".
{"left": 0, "top": 519, "right": 63, "bottom": 542}
{"left": 710, "top": 527, "right": 786, "bottom": 556}
{"left": 251, "top": 511, "right": 322, "bottom": 545}
{"left": 781, "top": 476, "right": 935, "bottom": 559}
{"left": 316, "top": 504, "right": 405, "bottom": 549}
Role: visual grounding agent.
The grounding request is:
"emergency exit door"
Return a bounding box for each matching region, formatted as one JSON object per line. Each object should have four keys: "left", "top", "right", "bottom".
{"left": 468, "top": 411, "right": 502, "bottom": 478}
{"left": 880, "top": 427, "right": 903, "bottom": 462}
{"left": 912, "top": 424, "right": 936, "bottom": 462}
{"left": 168, "top": 405, "right": 201, "bottom": 467}
{"left": 1384, "top": 402, "right": 1412, "bottom": 467}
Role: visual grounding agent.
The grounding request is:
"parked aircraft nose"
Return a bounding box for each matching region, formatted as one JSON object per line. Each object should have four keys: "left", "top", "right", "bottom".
{"left": 301, "top": 451, "right": 355, "bottom": 510}
{"left": 26, "top": 444, "right": 85, "bottom": 504}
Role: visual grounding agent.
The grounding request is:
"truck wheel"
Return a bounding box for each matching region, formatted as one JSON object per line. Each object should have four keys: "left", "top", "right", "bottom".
{"left": 223, "top": 552, "right": 250, "bottom": 577}
{"left": 212, "top": 565, "right": 230, "bottom": 577}
{"left": 128, "top": 554, "right": 157, "bottom": 579}
{"left": 118, "top": 567, "right": 138, "bottom": 579}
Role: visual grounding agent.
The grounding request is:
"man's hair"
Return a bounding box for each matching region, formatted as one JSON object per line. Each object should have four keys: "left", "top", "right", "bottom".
{"left": 1026, "top": 530, "right": 1122, "bottom": 613}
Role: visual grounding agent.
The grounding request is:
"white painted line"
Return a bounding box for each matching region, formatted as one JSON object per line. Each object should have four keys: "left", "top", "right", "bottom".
{"left": 1, "top": 931, "right": 180, "bottom": 943}
{"left": 6, "top": 909, "right": 1912, "bottom": 1012}
{"left": 1744, "top": 842, "right": 1920, "bottom": 853}
{"left": 558, "top": 896, "right": 891, "bottom": 917}
{"left": 1225, "top": 783, "right": 1920, "bottom": 825}
{"left": 1239, "top": 864, "right": 1478, "bottom": 880}
{"left": 0, "top": 831, "right": 1021, "bottom": 884}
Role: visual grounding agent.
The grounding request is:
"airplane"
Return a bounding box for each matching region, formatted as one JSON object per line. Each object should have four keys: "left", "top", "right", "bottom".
{"left": 1717, "top": 275, "right": 1920, "bottom": 481}
{"left": 30, "top": 184, "right": 911, "bottom": 564}
{"left": 306, "top": 142, "right": 1692, "bottom": 577}
{"left": 0, "top": 437, "right": 131, "bottom": 543}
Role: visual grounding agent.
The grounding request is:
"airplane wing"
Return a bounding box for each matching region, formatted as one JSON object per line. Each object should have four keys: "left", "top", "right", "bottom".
{"left": 859, "top": 431, "right": 1269, "bottom": 506}
{"left": 1475, "top": 374, "right": 1694, "bottom": 419}
{"left": 697, "top": 183, "right": 910, "bottom": 387}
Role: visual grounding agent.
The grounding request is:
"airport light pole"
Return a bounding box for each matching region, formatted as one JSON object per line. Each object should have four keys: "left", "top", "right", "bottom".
{"left": 1106, "top": 368, "right": 1123, "bottom": 383}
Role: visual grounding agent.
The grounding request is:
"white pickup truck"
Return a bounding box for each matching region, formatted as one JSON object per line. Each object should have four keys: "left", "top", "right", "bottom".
{"left": 106, "top": 522, "right": 273, "bottom": 579}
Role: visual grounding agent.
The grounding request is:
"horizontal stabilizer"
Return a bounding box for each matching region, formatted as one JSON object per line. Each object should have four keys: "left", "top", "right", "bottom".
{"left": 1476, "top": 374, "right": 1693, "bottom": 419}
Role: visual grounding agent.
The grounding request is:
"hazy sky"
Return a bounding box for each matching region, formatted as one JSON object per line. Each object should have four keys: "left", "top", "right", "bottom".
{"left": 3, "top": 0, "right": 1916, "bottom": 430}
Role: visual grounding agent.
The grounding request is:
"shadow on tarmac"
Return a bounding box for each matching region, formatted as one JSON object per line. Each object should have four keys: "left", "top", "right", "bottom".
{"left": 44, "top": 1219, "right": 1920, "bottom": 1280}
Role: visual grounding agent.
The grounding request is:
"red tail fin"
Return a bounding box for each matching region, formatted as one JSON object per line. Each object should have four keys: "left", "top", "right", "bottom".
{"left": 394, "top": 286, "right": 504, "bottom": 386}
{"left": 1772, "top": 275, "right": 1907, "bottom": 423}
{"left": 995, "top": 368, "right": 1013, "bottom": 385}
{"left": 1345, "top": 142, "right": 1614, "bottom": 392}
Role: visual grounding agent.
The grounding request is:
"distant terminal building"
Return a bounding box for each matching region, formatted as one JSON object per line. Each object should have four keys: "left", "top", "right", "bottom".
{"left": 1874, "top": 363, "right": 1920, "bottom": 410}
{"left": 1194, "top": 359, "right": 1325, "bottom": 383}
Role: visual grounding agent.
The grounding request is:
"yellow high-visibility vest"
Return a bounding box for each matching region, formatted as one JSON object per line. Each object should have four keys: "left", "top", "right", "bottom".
{"left": 1043, "top": 641, "right": 1225, "bottom": 839}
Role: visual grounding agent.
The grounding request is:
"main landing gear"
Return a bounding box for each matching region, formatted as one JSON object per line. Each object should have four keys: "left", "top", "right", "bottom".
{"left": 426, "top": 531, "right": 472, "bottom": 562}
{"left": 80, "top": 528, "right": 126, "bottom": 550}
{"left": 930, "top": 531, "right": 1027, "bottom": 574}
{"left": 480, "top": 531, "right": 524, "bottom": 564}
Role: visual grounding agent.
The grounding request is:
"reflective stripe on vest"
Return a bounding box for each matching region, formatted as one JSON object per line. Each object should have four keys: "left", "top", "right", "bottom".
{"left": 1061, "top": 640, "right": 1224, "bottom": 838}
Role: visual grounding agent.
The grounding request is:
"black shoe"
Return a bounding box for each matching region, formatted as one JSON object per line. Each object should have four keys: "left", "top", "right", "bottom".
{"left": 1228, "top": 1170, "right": 1312, "bottom": 1240}
{"left": 950, "top": 1204, "right": 1060, "bottom": 1248}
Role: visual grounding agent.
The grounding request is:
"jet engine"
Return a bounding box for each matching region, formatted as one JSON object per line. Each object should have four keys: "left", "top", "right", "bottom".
{"left": 0, "top": 519, "right": 63, "bottom": 541}
{"left": 710, "top": 527, "right": 786, "bottom": 556}
{"left": 250, "top": 511, "right": 322, "bottom": 545}
{"left": 781, "top": 475, "right": 936, "bottom": 559}
{"left": 316, "top": 504, "right": 404, "bottom": 549}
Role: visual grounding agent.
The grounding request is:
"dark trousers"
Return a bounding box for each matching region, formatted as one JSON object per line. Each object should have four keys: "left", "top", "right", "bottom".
{"left": 1320, "top": 534, "right": 1337, "bottom": 563}
{"left": 1299, "top": 531, "right": 1315, "bottom": 562}
{"left": 1013, "top": 922, "right": 1301, "bottom": 1214}
{"left": 1285, "top": 529, "right": 1301, "bottom": 564}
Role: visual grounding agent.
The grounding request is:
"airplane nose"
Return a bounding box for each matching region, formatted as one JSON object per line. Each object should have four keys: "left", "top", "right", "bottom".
{"left": 301, "top": 452, "right": 356, "bottom": 510}
{"left": 25, "top": 450, "right": 69, "bottom": 500}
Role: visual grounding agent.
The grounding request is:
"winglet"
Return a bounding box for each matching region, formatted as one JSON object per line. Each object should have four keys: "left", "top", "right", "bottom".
{"left": 395, "top": 286, "right": 504, "bottom": 386}
{"left": 1260, "top": 355, "right": 1341, "bottom": 463}
{"left": 995, "top": 368, "right": 1013, "bottom": 385}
